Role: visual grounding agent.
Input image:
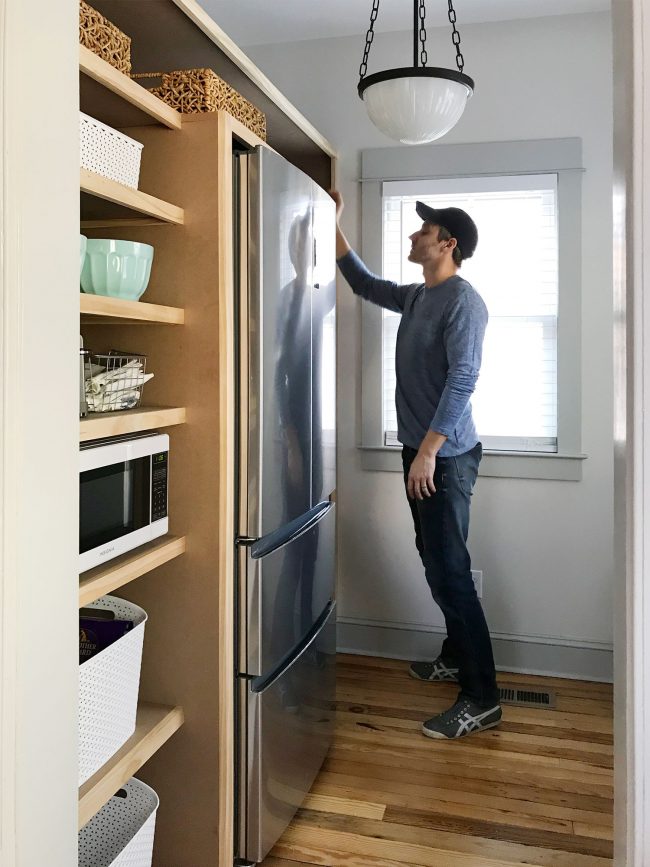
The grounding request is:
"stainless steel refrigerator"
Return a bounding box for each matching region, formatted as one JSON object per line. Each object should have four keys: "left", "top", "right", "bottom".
{"left": 234, "top": 146, "right": 337, "bottom": 865}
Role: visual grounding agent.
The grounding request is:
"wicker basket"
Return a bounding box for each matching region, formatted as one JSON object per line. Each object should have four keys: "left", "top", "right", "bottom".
{"left": 79, "top": 0, "right": 131, "bottom": 75}
{"left": 132, "top": 69, "right": 267, "bottom": 141}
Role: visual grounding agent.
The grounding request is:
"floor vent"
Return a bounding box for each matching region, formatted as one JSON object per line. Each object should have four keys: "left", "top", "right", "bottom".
{"left": 499, "top": 685, "right": 556, "bottom": 709}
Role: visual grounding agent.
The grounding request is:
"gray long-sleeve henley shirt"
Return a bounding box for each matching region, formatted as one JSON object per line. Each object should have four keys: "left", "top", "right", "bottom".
{"left": 338, "top": 250, "right": 488, "bottom": 457}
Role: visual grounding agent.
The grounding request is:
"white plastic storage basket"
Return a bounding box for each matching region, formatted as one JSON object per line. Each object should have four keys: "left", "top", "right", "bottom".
{"left": 79, "top": 595, "right": 147, "bottom": 785}
{"left": 79, "top": 778, "right": 159, "bottom": 867}
{"left": 80, "top": 112, "right": 144, "bottom": 189}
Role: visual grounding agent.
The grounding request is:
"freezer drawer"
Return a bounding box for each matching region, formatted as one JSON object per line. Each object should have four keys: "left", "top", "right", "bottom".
{"left": 241, "top": 501, "right": 335, "bottom": 677}
{"left": 243, "top": 601, "right": 336, "bottom": 864}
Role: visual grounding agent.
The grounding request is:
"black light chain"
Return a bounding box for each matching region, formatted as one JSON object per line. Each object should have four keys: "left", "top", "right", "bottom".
{"left": 447, "top": 0, "right": 465, "bottom": 73}
{"left": 418, "top": 0, "right": 428, "bottom": 66}
{"left": 358, "top": 0, "right": 380, "bottom": 83}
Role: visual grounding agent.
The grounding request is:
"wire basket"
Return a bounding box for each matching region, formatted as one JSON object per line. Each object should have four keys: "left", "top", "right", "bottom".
{"left": 84, "top": 351, "right": 152, "bottom": 413}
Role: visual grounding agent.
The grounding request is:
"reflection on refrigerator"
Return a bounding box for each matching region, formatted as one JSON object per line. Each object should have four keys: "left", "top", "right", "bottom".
{"left": 234, "top": 145, "right": 337, "bottom": 864}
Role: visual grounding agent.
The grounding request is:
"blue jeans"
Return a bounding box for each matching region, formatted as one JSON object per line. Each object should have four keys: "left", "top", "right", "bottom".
{"left": 402, "top": 442, "right": 499, "bottom": 707}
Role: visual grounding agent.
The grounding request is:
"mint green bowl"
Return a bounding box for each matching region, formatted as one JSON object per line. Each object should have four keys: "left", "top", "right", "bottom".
{"left": 81, "top": 239, "right": 154, "bottom": 301}
{"left": 80, "top": 234, "right": 87, "bottom": 277}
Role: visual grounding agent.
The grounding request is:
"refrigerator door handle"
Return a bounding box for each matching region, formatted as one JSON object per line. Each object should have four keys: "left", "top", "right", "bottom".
{"left": 251, "top": 500, "right": 333, "bottom": 561}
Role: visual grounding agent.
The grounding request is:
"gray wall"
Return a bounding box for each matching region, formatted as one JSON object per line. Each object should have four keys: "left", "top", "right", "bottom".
{"left": 248, "top": 11, "right": 614, "bottom": 680}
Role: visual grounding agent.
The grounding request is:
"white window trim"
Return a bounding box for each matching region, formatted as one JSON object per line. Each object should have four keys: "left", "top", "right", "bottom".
{"left": 359, "top": 137, "right": 586, "bottom": 481}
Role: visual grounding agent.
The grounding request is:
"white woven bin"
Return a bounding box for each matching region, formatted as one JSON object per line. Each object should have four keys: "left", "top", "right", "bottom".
{"left": 79, "top": 596, "right": 147, "bottom": 785}
{"left": 80, "top": 112, "right": 144, "bottom": 189}
{"left": 79, "top": 778, "right": 159, "bottom": 867}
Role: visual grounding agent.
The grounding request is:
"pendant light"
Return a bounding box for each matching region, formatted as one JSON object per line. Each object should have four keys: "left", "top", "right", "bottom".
{"left": 358, "top": 0, "right": 474, "bottom": 145}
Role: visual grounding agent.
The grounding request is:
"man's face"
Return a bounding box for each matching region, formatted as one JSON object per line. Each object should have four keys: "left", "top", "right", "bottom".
{"left": 408, "top": 221, "right": 454, "bottom": 266}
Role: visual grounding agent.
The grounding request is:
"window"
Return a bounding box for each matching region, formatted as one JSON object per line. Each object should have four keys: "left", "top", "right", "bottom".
{"left": 359, "top": 138, "right": 584, "bottom": 480}
{"left": 381, "top": 175, "right": 559, "bottom": 453}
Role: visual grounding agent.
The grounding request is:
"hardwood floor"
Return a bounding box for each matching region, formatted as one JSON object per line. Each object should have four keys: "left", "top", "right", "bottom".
{"left": 263, "top": 654, "right": 613, "bottom": 867}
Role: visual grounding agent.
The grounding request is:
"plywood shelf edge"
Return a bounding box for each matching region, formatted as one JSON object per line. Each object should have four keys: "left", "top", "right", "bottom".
{"left": 79, "top": 535, "right": 187, "bottom": 607}
{"left": 80, "top": 293, "right": 185, "bottom": 325}
{"left": 79, "top": 45, "right": 182, "bottom": 130}
{"left": 80, "top": 169, "right": 185, "bottom": 225}
{"left": 78, "top": 703, "right": 184, "bottom": 829}
{"left": 80, "top": 407, "right": 186, "bottom": 442}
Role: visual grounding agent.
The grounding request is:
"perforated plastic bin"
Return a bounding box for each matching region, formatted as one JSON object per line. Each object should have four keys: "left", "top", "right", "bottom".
{"left": 79, "top": 778, "right": 159, "bottom": 867}
{"left": 80, "top": 111, "right": 144, "bottom": 189}
{"left": 79, "top": 596, "right": 147, "bottom": 785}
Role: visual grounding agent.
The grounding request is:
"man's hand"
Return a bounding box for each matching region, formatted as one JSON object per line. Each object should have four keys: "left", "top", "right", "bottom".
{"left": 407, "top": 451, "right": 437, "bottom": 500}
{"left": 328, "top": 189, "right": 351, "bottom": 259}
{"left": 407, "top": 430, "right": 448, "bottom": 501}
{"left": 328, "top": 189, "right": 344, "bottom": 222}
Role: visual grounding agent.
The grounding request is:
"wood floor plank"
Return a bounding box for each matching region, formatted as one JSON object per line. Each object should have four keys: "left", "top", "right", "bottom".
{"left": 302, "top": 793, "right": 386, "bottom": 820}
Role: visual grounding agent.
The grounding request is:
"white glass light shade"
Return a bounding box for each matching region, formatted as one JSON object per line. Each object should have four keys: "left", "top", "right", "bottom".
{"left": 362, "top": 74, "right": 472, "bottom": 144}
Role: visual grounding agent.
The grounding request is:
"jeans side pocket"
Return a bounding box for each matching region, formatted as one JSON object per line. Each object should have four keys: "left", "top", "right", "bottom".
{"left": 453, "top": 456, "right": 475, "bottom": 496}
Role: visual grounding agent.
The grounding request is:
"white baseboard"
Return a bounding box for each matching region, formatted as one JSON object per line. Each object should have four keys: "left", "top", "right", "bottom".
{"left": 337, "top": 617, "right": 613, "bottom": 683}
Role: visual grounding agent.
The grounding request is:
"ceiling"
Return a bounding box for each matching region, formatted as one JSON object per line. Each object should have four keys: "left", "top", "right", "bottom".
{"left": 203, "top": 0, "right": 610, "bottom": 48}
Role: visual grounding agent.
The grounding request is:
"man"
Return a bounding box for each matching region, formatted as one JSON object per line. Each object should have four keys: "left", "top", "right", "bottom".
{"left": 330, "top": 190, "right": 501, "bottom": 740}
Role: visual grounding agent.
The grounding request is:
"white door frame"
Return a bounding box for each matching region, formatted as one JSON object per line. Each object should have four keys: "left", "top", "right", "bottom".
{"left": 1, "top": 0, "right": 79, "bottom": 864}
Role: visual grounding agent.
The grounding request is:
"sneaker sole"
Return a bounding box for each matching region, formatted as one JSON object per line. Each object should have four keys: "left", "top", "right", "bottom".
{"left": 420, "top": 718, "right": 502, "bottom": 740}
{"left": 409, "top": 667, "right": 459, "bottom": 683}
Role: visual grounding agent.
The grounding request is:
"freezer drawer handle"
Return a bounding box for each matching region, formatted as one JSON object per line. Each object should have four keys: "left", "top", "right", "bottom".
{"left": 251, "top": 501, "right": 333, "bottom": 560}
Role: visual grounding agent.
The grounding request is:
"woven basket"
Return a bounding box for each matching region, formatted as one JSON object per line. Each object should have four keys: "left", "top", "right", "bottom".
{"left": 79, "top": 0, "right": 131, "bottom": 75}
{"left": 132, "top": 69, "right": 267, "bottom": 141}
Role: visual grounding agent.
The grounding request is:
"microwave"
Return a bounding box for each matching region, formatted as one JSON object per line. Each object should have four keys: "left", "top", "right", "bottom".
{"left": 80, "top": 432, "right": 169, "bottom": 573}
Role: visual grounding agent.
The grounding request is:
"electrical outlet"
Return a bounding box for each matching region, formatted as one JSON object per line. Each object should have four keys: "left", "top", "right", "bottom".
{"left": 472, "top": 569, "right": 483, "bottom": 598}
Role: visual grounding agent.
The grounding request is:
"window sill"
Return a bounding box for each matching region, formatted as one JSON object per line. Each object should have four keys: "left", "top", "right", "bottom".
{"left": 359, "top": 446, "right": 587, "bottom": 481}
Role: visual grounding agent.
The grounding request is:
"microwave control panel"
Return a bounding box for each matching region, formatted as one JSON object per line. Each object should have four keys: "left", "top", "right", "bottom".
{"left": 151, "top": 451, "right": 169, "bottom": 521}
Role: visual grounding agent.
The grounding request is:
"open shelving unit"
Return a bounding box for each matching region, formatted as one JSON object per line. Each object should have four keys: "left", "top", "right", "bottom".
{"left": 76, "top": 2, "right": 336, "bottom": 863}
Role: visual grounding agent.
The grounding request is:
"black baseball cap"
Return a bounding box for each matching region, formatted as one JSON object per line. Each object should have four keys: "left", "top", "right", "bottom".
{"left": 415, "top": 201, "right": 478, "bottom": 260}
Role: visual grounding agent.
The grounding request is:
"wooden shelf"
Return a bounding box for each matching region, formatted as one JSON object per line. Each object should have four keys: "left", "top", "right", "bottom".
{"left": 80, "top": 168, "right": 185, "bottom": 227}
{"left": 79, "top": 535, "right": 187, "bottom": 607}
{"left": 79, "top": 702, "right": 184, "bottom": 829}
{"left": 80, "top": 293, "right": 185, "bottom": 325}
{"left": 79, "top": 45, "right": 182, "bottom": 131}
{"left": 80, "top": 406, "right": 186, "bottom": 442}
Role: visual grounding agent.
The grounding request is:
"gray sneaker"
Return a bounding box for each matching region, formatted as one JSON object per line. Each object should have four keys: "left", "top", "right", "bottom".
{"left": 422, "top": 698, "right": 502, "bottom": 740}
{"left": 409, "top": 657, "right": 460, "bottom": 682}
